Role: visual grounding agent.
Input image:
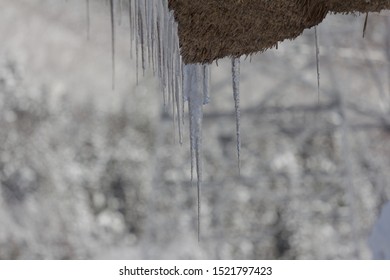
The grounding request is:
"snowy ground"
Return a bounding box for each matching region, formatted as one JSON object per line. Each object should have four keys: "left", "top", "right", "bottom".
{"left": 0, "top": 0, "right": 390, "bottom": 259}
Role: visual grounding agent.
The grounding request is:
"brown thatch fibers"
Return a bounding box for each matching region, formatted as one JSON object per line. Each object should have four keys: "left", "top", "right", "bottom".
{"left": 168, "top": 0, "right": 390, "bottom": 64}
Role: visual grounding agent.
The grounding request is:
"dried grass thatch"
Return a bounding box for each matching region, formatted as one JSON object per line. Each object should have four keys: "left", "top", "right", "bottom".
{"left": 168, "top": 0, "right": 390, "bottom": 64}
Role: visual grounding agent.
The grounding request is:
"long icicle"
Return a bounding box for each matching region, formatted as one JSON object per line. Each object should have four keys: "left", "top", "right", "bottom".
{"left": 185, "top": 64, "right": 204, "bottom": 242}
{"left": 109, "top": 0, "right": 115, "bottom": 90}
{"left": 184, "top": 65, "right": 195, "bottom": 181}
{"left": 232, "top": 57, "right": 241, "bottom": 174}
{"left": 127, "top": 0, "right": 201, "bottom": 239}
{"left": 139, "top": 0, "right": 146, "bottom": 77}
{"left": 173, "top": 50, "right": 182, "bottom": 144}
{"left": 314, "top": 26, "right": 320, "bottom": 103}
{"left": 135, "top": 0, "right": 140, "bottom": 84}
{"left": 194, "top": 65, "right": 204, "bottom": 243}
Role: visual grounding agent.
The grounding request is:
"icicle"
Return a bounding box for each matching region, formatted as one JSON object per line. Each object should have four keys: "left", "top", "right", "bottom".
{"left": 183, "top": 65, "right": 194, "bottom": 180}
{"left": 124, "top": 0, "right": 204, "bottom": 239}
{"left": 174, "top": 52, "right": 183, "bottom": 144}
{"left": 169, "top": 20, "right": 176, "bottom": 140}
{"left": 147, "top": 0, "right": 154, "bottom": 70}
{"left": 144, "top": 0, "right": 150, "bottom": 71}
{"left": 128, "top": 0, "right": 133, "bottom": 59}
{"left": 151, "top": 2, "right": 158, "bottom": 75}
{"left": 86, "top": 0, "right": 90, "bottom": 40}
{"left": 135, "top": 0, "right": 139, "bottom": 84}
{"left": 156, "top": 20, "right": 162, "bottom": 84}
{"left": 139, "top": 1, "right": 146, "bottom": 76}
{"left": 184, "top": 63, "right": 205, "bottom": 242}
{"left": 232, "top": 57, "right": 241, "bottom": 174}
{"left": 162, "top": 3, "right": 170, "bottom": 109}
{"left": 203, "top": 64, "right": 210, "bottom": 104}
{"left": 363, "top": 12, "right": 369, "bottom": 38}
{"left": 157, "top": 0, "right": 167, "bottom": 106}
{"left": 314, "top": 26, "right": 320, "bottom": 103}
{"left": 180, "top": 57, "right": 185, "bottom": 128}
{"left": 167, "top": 14, "right": 174, "bottom": 108}
{"left": 109, "top": 0, "right": 115, "bottom": 90}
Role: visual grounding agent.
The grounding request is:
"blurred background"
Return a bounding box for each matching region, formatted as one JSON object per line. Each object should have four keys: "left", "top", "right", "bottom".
{"left": 1, "top": 0, "right": 390, "bottom": 259}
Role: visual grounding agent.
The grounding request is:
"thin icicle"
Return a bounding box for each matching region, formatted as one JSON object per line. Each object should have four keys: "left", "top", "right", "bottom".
{"left": 232, "top": 57, "right": 241, "bottom": 174}
{"left": 174, "top": 55, "right": 183, "bottom": 144}
{"left": 157, "top": 23, "right": 165, "bottom": 105}
{"left": 168, "top": 15, "right": 178, "bottom": 140}
{"left": 146, "top": 0, "right": 153, "bottom": 70}
{"left": 363, "top": 12, "right": 369, "bottom": 38}
{"left": 183, "top": 67, "right": 190, "bottom": 103}
{"left": 86, "top": 0, "right": 90, "bottom": 40}
{"left": 139, "top": 1, "right": 146, "bottom": 77}
{"left": 162, "top": 6, "right": 170, "bottom": 109}
{"left": 314, "top": 26, "right": 320, "bottom": 103}
{"left": 183, "top": 65, "right": 194, "bottom": 181}
{"left": 128, "top": 0, "right": 133, "bottom": 59}
{"left": 109, "top": 0, "right": 115, "bottom": 90}
{"left": 203, "top": 64, "right": 210, "bottom": 105}
{"left": 157, "top": 0, "right": 168, "bottom": 107}
{"left": 134, "top": 0, "right": 140, "bottom": 84}
{"left": 169, "top": 22, "right": 176, "bottom": 141}
{"left": 167, "top": 14, "right": 174, "bottom": 108}
{"left": 149, "top": 1, "right": 155, "bottom": 72}
{"left": 386, "top": 17, "right": 390, "bottom": 99}
{"left": 173, "top": 59, "right": 182, "bottom": 144}
{"left": 180, "top": 58, "right": 185, "bottom": 128}
{"left": 143, "top": 0, "right": 150, "bottom": 71}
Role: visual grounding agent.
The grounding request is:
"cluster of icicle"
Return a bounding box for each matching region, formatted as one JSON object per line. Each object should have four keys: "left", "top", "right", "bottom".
{"left": 100, "top": 0, "right": 241, "bottom": 240}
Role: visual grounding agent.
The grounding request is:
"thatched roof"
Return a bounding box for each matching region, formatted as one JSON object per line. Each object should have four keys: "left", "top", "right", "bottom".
{"left": 168, "top": 0, "right": 390, "bottom": 64}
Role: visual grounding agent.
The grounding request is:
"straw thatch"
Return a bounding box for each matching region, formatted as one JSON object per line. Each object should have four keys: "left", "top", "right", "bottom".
{"left": 168, "top": 0, "right": 390, "bottom": 64}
